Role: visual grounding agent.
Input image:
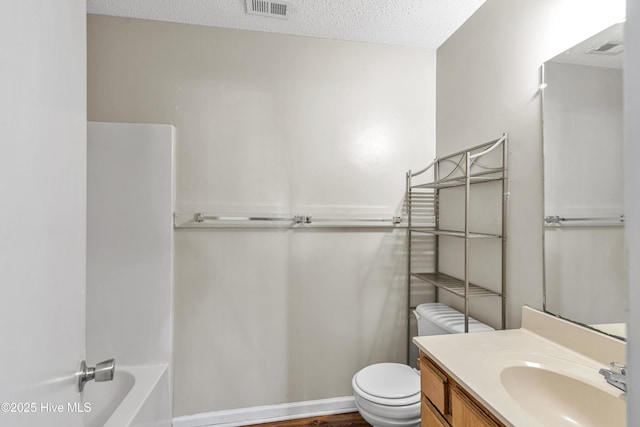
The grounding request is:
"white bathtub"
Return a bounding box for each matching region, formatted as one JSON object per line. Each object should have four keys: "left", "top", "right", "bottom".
{"left": 83, "top": 364, "right": 171, "bottom": 427}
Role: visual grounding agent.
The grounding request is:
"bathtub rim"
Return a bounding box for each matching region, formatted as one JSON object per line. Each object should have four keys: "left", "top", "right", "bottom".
{"left": 100, "top": 363, "right": 168, "bottom": 427}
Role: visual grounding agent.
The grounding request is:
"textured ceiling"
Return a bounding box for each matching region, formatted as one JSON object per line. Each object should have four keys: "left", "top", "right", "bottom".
{"left": 86, "top": 0, "right": 486, "bottom": 49}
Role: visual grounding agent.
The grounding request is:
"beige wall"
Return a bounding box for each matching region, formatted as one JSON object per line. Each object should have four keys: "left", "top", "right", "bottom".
{"left": 435, "top": 0, "right": 625, "bottom": 328}
{"left": 87, "top": 15, "right": 435, "bottom": 416}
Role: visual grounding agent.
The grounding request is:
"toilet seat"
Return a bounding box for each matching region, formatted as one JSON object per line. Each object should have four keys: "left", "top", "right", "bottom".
{"left": 352, "top": 363, "right": 420, "bottom": 406}
{"left": 352, "top": 363, "right": 421, "bottom": 427}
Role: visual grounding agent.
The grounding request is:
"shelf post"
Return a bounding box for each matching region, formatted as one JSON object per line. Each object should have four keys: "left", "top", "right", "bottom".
{"left": 464, "top": 151, "right": 471, "bottom": 333}
{"left": 406, "top": 170, "right": 412, "bottom": 365}
{"left": 501, "top": 134, "right": 509, "bottom": 330}
{"left": 434, "top": 160, "right": 440, "bottom": 303}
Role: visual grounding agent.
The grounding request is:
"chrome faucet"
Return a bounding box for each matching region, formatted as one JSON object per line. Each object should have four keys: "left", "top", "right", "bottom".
{"left": 78, "top": 359, "right": 115, "bottom": 392}
{"left": 599, "top": 362, "right": 627, "bottom": 392}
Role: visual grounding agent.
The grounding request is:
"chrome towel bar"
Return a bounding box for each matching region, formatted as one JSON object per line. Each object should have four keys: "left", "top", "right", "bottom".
{"left": 544, "top": 215, "right": 625, "bottom": 227}
{"left": 175, "top": 213, "right": 403, "bottom": 229}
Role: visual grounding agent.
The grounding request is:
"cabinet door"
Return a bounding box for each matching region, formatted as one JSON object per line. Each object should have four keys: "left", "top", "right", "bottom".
{"left": 450, "top": 386, "right": 499, "bottom": 427}
{"left": 422, "top": 399, "right": 450, "bottom": 427}
{"left": 420, "top": 355, "right": 449, "bottom": 416}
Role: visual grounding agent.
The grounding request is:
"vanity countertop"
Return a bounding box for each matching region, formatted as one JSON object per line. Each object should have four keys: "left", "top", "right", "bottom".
{"left": 413, "top": 306, "right": 626, "bottom": 427}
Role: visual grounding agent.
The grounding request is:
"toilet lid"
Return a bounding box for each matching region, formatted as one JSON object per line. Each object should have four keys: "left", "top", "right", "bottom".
{"left": 354, "top": 363, "right": 420, "bottom": 400}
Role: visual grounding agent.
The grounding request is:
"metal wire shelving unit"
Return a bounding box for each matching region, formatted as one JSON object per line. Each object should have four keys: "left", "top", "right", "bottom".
{"left": 406, "top": 134, "right": 509, "bottom": 362}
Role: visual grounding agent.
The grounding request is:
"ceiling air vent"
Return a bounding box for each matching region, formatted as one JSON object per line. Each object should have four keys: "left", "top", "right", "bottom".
{"left": 587, "top": 41, "right": 624, "bottom": 55}
{"left": 246, "top": 0, "right": 292, "bottom": 19}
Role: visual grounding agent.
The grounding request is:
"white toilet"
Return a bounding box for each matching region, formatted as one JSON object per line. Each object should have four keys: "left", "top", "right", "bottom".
{"left": 351, "top": 303, "right": 494, "bottom": 427}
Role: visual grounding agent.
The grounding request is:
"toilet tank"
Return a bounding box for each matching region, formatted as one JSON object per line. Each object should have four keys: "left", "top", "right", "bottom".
{"left": 414, "top": 303, "right": 494, "bottom": 335}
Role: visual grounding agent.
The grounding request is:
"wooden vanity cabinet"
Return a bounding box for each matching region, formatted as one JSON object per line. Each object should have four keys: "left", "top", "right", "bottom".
{"left": 419, "top": 351, "right": 505, "bottom": 427}
{"left": 422, "top": 398, "right": 449, "bottom": 427}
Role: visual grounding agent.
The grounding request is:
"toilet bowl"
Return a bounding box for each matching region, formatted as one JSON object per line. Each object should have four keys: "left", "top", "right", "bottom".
{"left": 352, "top": 303, "right": 493, "bottom": 426}
{"left": 352, "top": 363, "right": 421, "bottom": 427}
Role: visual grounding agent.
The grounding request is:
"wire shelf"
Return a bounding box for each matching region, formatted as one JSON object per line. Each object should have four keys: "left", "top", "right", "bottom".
{"left": 411, "top": 272, "right": 501, "bottom": 298}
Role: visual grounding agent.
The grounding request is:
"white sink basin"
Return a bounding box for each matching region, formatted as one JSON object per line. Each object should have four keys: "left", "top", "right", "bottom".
{"left": 500, "top": 366, "right": 626, "bottom": 427}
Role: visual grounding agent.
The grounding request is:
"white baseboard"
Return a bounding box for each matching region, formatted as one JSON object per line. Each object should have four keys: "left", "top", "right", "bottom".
{"left": 172, "top": 396, "right": 357, "bottom": 427}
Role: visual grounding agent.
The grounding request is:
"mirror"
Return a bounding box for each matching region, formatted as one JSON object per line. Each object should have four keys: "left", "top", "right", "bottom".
{"left": 542, "top": 22, "right": 626, "bottom": 339}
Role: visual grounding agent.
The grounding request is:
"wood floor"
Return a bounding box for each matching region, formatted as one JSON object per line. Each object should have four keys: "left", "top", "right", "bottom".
{"left": 245, "top": 411, "right": 371, "bottom": 427}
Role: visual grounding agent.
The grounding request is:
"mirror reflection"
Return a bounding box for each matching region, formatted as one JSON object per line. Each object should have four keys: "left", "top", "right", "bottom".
{"left": 542, "top": 22, "right": 626, "bottom": 339}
